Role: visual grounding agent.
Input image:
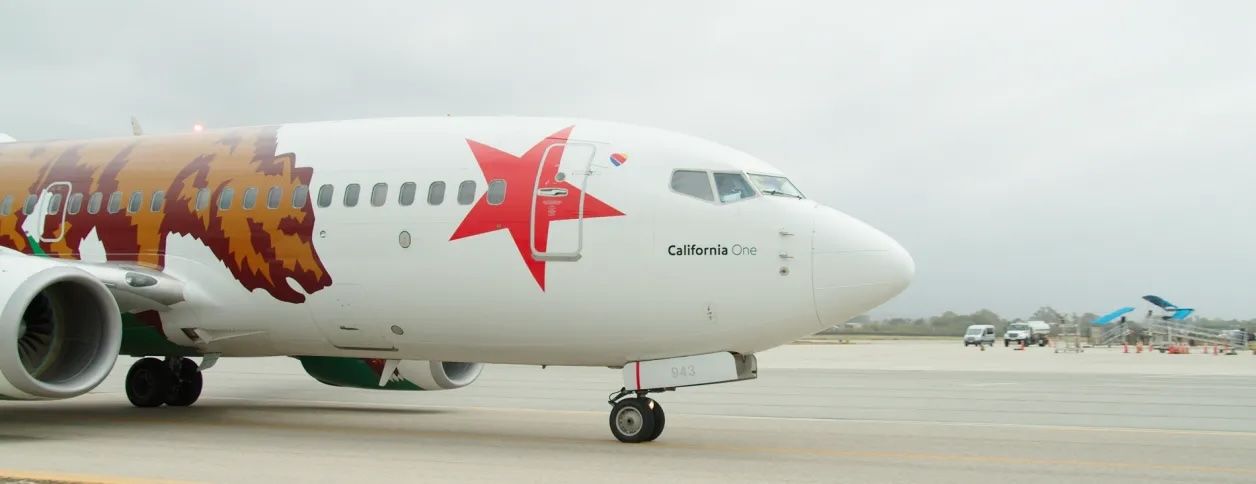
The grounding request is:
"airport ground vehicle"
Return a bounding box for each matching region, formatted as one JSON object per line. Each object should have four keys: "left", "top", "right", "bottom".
{"left": 963, "top": 324, "right": 996, "bottom": 346}
{"left": 1004, "top": 320, "right": 1051, "bottom": 347}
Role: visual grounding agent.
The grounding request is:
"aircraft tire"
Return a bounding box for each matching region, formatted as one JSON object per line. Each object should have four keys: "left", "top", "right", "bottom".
{"left": 610, "top": 397, "right": 657, "bottom": 443}
{"left": 126, "top": 357, "right": 173, "bottom": 408}
{"left": 646, "top": 399, "right": 666, "bottom": 442}
{"left": 165, "top": 358, "right": 203, "bottom": 407}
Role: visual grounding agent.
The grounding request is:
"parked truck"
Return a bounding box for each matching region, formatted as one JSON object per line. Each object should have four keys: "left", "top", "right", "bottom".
{"left": 1004, "top": 320, "right": 1051, "bottom": 347}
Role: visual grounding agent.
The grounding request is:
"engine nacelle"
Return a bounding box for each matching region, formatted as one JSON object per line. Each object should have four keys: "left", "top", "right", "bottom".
{"left": 298, "top": 356, "right": 483, "bottom": 391}
{"left": 0, "top": 255, "right": 122, "bottom": 400}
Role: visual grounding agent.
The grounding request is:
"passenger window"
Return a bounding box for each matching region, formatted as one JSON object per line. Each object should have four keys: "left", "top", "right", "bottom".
{"left": 0, "top": 195, "right": 10, "bottom": 216}
{"left": 399, "top": 182, "right": 416, "bottom": 206}
{"left": 219, "top": 187, "right": 234, "bottom": 211}
{"left": 671, "top": 170, "right": 714, "bottom": 202}
{"left": 292, "top": 185, "right": 309, "bottom": 209}
{"left": 23, "top": 194, "right": 38, "bottom": 215}
{"left": 195, "top": 188, "right": 210, "bottom": 211}
{"left": 371, "top": 183, "right": 388, "bottom": 207}
{"left": 107, "top": 192, "right": 123, "bottom": 214}
{"left": 242, "top": 187, "right": 258, "bottom": 210}
{"left": 67, "top": 193, "right": 83, "bottom": 215}
{"left": 150, "top": 191, "right": 165, "bottom": 212}
{"left": 427, "top": 182, "right": 446, "bottom": 205}
{"left": 88, "top": 192, "right": 103, "bottom": 215}
{"left": 344, "top": 184, "right": 360, "bottom": 207}
{"left": 457, "top": 180, "right": 476, "bottom": 205}
{"left": 317, "top": 184, "right": 333, "bottom": 208}
{"left": 47, "top": 194, "right": 63, "bottom": 215}
{"left": 267, "top": 187, "right": 282, "bottom": 210}
{"left": 713, "top": 173, "right": 756, "bottom": 203}
{"left": 487, "top": 180, "right": 506, "bottom": 205}
{"left": 127, "top": 191, "right": 143, "bottom": 213}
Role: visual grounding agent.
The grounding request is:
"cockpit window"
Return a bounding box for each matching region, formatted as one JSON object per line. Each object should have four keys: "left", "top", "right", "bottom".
{"left": 670, "top": 170, "right": 714, "bottom": 202}
{"left": 713, "top": 173, "right": 756, "bottom": 203}
{"left": 748, "top": 174, "right": 804, "bottom": 199}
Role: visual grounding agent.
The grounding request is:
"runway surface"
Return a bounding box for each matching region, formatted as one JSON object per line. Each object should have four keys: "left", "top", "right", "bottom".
{"left": 2, "top": 341, "right": 1255, "bottom": 483}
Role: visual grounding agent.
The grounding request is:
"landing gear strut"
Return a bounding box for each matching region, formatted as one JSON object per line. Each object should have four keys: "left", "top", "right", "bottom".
{"left": 125, "top": 357, "right": 203, "bottom": 408}
{"left": 607, "top": 388, "right": 668, "bottom": 443}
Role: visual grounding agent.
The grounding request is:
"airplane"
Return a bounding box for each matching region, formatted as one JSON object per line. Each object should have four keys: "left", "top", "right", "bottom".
{"left": 0, "top": 117, "right": 913, "bottom": 443}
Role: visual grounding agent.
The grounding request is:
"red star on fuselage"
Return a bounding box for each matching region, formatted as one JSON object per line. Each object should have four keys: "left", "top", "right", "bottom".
{"left": 450, "top": 126, "right": 624, "bottom": 290}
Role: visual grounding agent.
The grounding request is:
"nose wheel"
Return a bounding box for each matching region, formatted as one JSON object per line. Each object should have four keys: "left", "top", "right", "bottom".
{"left": 125, "top": 357, "right": 204, "bottom": 408}
{"left": 608, "top": 389, "right": 667, "bottom": 443}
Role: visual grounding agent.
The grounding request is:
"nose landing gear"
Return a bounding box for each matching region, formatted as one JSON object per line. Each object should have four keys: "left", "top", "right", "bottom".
{"left": 608, "top": 388, "right": 668, "bottom": 443}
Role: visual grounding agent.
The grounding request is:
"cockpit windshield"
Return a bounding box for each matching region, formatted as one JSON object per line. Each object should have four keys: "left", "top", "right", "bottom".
{"left": 748, "top": 174, "right": 804, "bottom": 199}
{"left": 713, "top": 173, "right": 756, "bottom": 203}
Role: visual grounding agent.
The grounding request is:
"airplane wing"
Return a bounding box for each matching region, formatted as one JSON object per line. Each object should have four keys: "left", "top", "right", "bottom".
{"left": 0, "top": 247, "right": 185, "bottom": 313}
{"left": 1093, "top": 307, "right": 1135, "bottom": 325}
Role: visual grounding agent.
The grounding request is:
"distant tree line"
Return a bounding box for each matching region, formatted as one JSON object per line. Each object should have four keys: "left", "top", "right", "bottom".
{"left": 824, "top": 307, "right": 1256, "bottom": 337}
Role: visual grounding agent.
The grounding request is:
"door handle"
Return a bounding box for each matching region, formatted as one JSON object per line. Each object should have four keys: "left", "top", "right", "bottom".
{"left": 536, "top": 188, "right": 568, "bottom": 197}
{"left": 338, "top": 326, "right": 360, "bottom": 331}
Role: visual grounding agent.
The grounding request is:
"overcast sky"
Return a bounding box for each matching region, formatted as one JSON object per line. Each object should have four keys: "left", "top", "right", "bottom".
{"left": 3, "top": 1, "right": 1253, "bottom": 319}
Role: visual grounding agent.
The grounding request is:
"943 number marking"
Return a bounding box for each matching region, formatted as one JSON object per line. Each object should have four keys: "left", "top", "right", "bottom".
{"left": 671, "top": 365, "right": 696, "bottom": 378}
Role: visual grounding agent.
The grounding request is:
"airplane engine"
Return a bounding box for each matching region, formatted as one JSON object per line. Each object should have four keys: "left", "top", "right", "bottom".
{"left": 0, "top": 256, "right": 122, "bottom": 400}
{"left": 395, "top": 360, "right": 483, "bottom": 390}
{"left": 298, "top": 356, "right": 483, "bottom": 390}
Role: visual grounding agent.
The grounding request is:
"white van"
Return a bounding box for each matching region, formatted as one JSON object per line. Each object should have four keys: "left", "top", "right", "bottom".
{"left": 963, "top": 324, "right": 996, "bottom": 346}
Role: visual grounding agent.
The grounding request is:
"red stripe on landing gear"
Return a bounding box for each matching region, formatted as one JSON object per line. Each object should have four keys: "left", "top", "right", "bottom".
{"left": 635, "top": 361, "right": 641, "bottom": 390}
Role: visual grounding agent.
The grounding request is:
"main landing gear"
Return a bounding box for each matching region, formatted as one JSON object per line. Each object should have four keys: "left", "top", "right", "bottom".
{"left": 125, "top": 357, "right": 203, "bottom": 408}
{"left": 607, "top": 388, "right": 668, "bottom": 443}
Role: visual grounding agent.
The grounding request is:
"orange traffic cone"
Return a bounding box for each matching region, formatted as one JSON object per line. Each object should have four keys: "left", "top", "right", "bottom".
{"left": 1136, "top": 341, "right": 1143, "bottom": 353}
{"left": 1123, "top": 343, "right": 1129, "bottom": 353}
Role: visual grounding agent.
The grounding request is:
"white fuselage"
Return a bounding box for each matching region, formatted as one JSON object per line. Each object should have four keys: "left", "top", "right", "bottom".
{"left": 1, "top": 117, "right": 914, "bottom": 367}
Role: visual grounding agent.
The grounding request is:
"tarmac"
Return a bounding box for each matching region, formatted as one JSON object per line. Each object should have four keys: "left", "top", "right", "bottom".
{"left": 1, "top": 340, "right": 1255, "bottom": 483}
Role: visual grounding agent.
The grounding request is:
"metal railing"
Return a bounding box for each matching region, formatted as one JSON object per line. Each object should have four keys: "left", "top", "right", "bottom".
{"left": 1145, "top": 319, "right": 1245, "bottom": 353}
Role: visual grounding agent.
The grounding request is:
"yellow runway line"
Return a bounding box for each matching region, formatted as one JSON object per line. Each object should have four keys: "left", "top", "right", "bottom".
{"left": 0, "top": 468, "right": 197, "bottom": 484}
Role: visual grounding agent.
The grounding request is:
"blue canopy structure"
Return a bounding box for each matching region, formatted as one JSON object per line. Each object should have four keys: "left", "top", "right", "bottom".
{"left": 1143, "top": 295, "right": 1195, "bottom": 320}
{"left": 1093, "top": 307, "right": 1135, "bottom": 325}
{"left": 1142, "top": 295, "right": 1178, "bottom": 310}
{"left": 1170, "top": 308, "right": 1195, "bottom": 321}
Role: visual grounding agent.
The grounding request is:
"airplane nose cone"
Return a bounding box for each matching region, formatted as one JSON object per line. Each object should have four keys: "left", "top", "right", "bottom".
{"left": 812, "top": 207, "right": 914, "bottom": 328}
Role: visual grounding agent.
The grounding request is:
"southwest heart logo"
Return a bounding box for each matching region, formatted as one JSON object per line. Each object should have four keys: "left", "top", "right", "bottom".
{"left": 450, "top": 126, "right": 624, "bottom": 290}
{"left": 609, "top": 153, "right": 628, "bottom": 167}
